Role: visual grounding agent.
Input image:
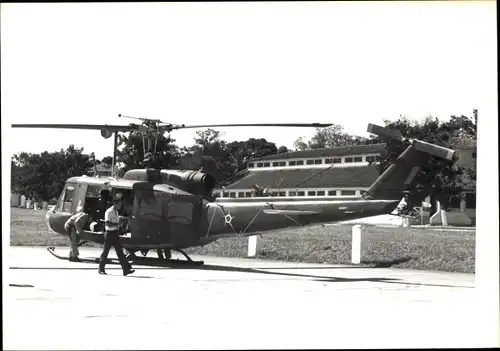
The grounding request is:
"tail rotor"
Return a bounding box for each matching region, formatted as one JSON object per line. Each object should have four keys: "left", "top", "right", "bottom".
{"left": 367, "top": 123, "right": 456, "bottom": 161}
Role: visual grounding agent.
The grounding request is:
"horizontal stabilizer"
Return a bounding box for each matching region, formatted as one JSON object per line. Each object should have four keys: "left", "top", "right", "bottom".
{"left": 263, "top": 209, "right": 319, "bottom": 216}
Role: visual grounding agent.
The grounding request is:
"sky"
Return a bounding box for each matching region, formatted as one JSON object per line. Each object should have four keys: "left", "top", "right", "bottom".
{"left": 1, "top": 2, "right": 497, "bottom": 160}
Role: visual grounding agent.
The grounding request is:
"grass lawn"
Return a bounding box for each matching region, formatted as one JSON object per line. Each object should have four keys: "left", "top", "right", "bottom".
{"left": 9, "top": 207, "right": 476, "bottom": 273}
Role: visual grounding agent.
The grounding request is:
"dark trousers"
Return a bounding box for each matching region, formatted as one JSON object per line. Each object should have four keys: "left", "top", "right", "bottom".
{"left": 99, "top": 230, "right": 131, "bottom": 272}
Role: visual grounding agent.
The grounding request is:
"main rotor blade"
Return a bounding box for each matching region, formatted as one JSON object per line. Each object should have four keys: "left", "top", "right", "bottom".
{"left": 160, "top": 122, "right": 333, "bottom": 131}
{"left": 11, "top": 124, "right": 135, "bottom": 132}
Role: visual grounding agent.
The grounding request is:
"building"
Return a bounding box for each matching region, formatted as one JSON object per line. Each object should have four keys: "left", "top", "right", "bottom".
{"left": 217, "top": 143, "right": 386, "bottom": 198}
{"left": 430, "top": 140, "right": 476, "bottom": 225}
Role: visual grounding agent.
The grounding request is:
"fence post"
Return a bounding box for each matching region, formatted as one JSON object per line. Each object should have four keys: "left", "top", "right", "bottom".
{"left": 351, "top": 224, "right": 365, "bottom": 264}
{"left": 248, "top": 235, "right": 264, "bottom": 257}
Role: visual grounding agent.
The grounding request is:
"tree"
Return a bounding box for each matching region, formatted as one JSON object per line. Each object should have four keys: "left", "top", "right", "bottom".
{"left": 293, "top": 124, "right": 374, "bottom": 150}
{"left": 277, "top": 146, "right": 289, "bottom": 154}
{"left": 11, "top": 145, "right": 94, "bottom": 202}
{"left": 116, "top": 123, "right": 181, "bottom": 172}
{"left": 179, "top": 129, "right": 234, "bottom": 182}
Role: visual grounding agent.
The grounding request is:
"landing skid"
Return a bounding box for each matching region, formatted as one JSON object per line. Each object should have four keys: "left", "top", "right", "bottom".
{"left": 46, "top": 247, "right": 204, "bottom": 267}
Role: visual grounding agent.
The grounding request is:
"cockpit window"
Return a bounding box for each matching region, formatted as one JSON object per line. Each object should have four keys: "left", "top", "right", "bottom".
{"left": 57, "top": 184, "right": 75, "bottom": 212}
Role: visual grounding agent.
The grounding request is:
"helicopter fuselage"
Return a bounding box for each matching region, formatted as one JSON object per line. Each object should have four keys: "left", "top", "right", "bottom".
{"left": 44, "top": 177, "right": 400, "bottom": 251}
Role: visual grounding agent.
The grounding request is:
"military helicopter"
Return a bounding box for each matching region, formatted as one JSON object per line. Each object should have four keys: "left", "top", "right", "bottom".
{"left": 11, "top": 115, "right": 456, "bottom": 267}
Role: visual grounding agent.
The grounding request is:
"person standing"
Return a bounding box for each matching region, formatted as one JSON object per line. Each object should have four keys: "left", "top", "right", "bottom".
{"left": 98, "top": 194, "right": 134, "bottom": 276}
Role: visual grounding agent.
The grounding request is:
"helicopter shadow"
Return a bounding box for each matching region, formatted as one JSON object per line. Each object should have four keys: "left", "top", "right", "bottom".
{"left": 172, "top": 263, "right": 401, "bottom": 284}
{"left": 166, "top": 257, "right": 470, "bottom": 288}
{"left": 243, "top": 256, "right": 415, "bottom": 270}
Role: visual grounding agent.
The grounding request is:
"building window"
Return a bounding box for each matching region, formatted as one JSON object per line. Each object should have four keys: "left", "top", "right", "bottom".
{"left": 317, "top": 190, "right": 325, "bottom": 196}
{"left": 289, "top": 191, "right": 296, "bottom": 196}
{"left": 366, "top": 156, "right": 375, "bottom": 163}
{"left": 271, "top": 191, "right": 278, "bottom": 197}
{"left": 263, "top": 162, "right": 270, "bottom": 167}
{"left": 272, "top": 162, "right": 279, "bottom": 167}
{"left": 223, "top": 192, "right": 229, "bottom": 197}
{"left": 257, "top": 163, "right": 263, "bottom": 168}
{"left": 341, "top": 190, "right": 356, "bottom": 196}
{"left": 465, "top": 193, "right": 476, "bottom": 209}
{"left": 308, "top": 191, "right": 316, "bottom": 196}
{"left": 229, "top": 192, "right": 236, "bottom": 198}
{"left": 238, "top": 192, "right": 244, "bottom": 198}
{"left": 328, "top": 190, "right": 336, "bottom": 196}
{"left": 325, "top": 158, "right": 332, "bottom": 164}
{"left": 289, "top": 160, "right": 296, "bottom": 166}
{"left": 353, "top": 156, "right": 363, "bottom": 162}
{"left": 272, "top": 162, "right": 286, "bottom": 167}
{"left": 472, "top": 152, "right": 477, "bottom": 160}
{"left": 306, "top": 159, "right": 314, "bottom": 165}
{"left": 296, "top": 160, "right": 304, "bottom": 166}
{"left": 278, "top": 191, "right": 286, "bottom": 197}
{"left": 297, "top": 191, "right": 305, "bottom": 196}
{"left": 248, "top": 163, "right": 255, "bottom": 168}
{"left": 245, "top": 192, "right": 252, "bottom": 197}
{"left": 279, "top": 161, "right": 286, "bottom": 166}
{"left": 333, "top": 158, "right": 341, "bottom": 163}
{"left": 314, "top": 159, "right": 322, "bottom": 165}
{"left": 345, "top": 157, "right": 353, "bottom": 163}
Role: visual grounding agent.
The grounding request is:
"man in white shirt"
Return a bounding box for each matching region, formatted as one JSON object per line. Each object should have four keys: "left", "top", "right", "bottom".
{"left": 98, "top": 194, "right": 134, "bottom": 275}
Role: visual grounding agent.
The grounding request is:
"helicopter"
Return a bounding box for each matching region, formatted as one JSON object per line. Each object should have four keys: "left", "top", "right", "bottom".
{"left": 11, "top": 115, "right": 456, "bottom": 267}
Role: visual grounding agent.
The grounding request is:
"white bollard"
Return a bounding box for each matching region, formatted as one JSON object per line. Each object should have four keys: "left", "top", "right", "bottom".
{"left": 351, "top": 224, "right": 365, "bottom": 264}
{"left": 402, "top": 217, "right": 411, "bottom": 228}
{"left": 248, "top": 235, "right": 264, "bottom": 257}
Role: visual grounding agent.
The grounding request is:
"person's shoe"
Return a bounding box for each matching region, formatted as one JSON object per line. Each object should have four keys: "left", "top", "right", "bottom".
{"left": 123, "top": 269, "right": 135, "bottom": 276}
{"left": 98, "top": 269, "right": 107, "bottom": 275}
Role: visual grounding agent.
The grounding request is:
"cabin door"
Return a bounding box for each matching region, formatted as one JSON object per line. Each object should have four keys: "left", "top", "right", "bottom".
{"left": 129, "top": 186, "right": 164, "bottom": 243}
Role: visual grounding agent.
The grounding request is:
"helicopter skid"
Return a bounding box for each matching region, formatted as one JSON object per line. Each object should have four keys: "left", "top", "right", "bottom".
{"left": 46, "top": 246, "right": 204, "bottom": 267}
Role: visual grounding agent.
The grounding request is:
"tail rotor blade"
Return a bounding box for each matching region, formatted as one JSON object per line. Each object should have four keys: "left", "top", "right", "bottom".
{"left": 367, "top": 123, "right": 405, "bottom": 142}
{"left": 411, "top": 140, "right": 456, "bottom": 161}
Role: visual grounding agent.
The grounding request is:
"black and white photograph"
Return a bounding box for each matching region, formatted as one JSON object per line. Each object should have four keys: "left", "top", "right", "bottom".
{"left": 2, "top": 2, "right": 498, "bottom": 349}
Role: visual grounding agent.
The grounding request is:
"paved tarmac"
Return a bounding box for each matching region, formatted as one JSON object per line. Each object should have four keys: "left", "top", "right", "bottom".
{"left": 4, "top": 246, "right": 485, "bottom": 350}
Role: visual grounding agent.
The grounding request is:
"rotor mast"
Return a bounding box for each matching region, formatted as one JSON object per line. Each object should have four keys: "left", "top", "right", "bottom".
{"left": 118, "top": 114, "right": 164, "bottom": 170}
{"left": 112, "top": 131, "right": 118, "bottom": 177}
